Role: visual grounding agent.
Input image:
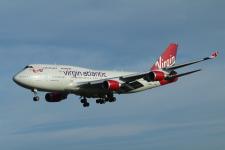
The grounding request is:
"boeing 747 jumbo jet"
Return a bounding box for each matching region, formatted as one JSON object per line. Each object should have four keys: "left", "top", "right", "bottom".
{"left": 13, "top": 43, "right": 218, "bottom": 107}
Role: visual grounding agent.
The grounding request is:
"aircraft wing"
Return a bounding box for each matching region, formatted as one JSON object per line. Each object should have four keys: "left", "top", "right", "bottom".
{"left": 76, "top": 51, "right": 218, "bottom": 92}
{"left": 76, "top": 72, "right": 148, "bottom": 92}
{"left": 164, "top": 51, "right": 218, "bottom": 71}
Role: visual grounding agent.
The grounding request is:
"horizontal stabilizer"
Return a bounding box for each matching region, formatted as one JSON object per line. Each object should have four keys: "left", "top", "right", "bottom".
{"left": 165, "top": 51, "right": 218, "bottom": 70}
{"left": 165, "top": 69, "right": 201, "bottom": 80}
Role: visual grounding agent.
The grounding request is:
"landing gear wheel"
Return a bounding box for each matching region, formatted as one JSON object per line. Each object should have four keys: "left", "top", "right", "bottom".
{"left": 33, "top": 96, "right": 39, "bottom": 101}
{"left": 96, "top": 99, "right": 101, "bottom": 104}
{"left": 83, "top": 102, "right": 90, "bottom": 107}
{"left": 100, "top": 99, "right": 106, "bottom": 104}
{"left": 109, "top": 97, "right": 116, "bottom": 102}
{"left": 32, "top": 89, "right": 39, "bottom": 102}
{"left": 80, "top": 97, "right": 90, "bottom": 107}
{"left": 112, "top": 97, "right": 116, "bottom": 102}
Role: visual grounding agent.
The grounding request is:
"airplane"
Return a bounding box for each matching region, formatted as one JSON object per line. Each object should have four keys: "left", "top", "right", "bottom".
{"left": 13, "top": 43, "right": 218, "bottom": 107}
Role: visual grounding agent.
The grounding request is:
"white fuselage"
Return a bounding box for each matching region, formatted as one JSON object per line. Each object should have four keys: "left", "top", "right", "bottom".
{"left": 13, "top": 64, "right": 161, "bottom": 96}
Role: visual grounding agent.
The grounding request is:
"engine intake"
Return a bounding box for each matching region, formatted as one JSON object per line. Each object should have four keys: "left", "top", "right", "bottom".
{"left": 144, "top": 71, "right": 166, "bottom": 81}
{"left": 45, "top": 93, "right": 67, "bottom": 102}
{"left": 103, "top": 80, "right": 121, "bottom": 91}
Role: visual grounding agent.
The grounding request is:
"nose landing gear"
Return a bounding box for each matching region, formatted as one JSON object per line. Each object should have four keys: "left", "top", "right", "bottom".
{"left": 32, "top": 89, "right": 40, "bottom": 101}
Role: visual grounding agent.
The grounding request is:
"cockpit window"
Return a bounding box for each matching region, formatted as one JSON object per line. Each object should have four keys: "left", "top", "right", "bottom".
{"left": 24, "top": 65, "right": 33, "bottom": 69}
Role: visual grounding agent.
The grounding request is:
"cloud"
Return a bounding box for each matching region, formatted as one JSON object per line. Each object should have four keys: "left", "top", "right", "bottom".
{"left": 5, "top": 119, "right": 225, "bottom": 149}
{"left": 0, "top": 0, "right": 225, "bottom": 150}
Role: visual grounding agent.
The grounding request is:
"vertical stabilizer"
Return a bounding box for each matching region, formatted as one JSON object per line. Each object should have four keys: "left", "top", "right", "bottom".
{"left": 151, "top": 43, "right": 178, "bottom": 71}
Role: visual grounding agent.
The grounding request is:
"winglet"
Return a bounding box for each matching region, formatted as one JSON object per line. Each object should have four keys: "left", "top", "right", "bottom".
{"left": 209, "top": 51, "right": 219, "bottom": 59}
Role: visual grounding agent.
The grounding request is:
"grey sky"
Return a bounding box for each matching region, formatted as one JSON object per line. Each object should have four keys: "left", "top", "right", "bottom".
{"left": 0, "top": 0, "right": 224, "bottom": 150}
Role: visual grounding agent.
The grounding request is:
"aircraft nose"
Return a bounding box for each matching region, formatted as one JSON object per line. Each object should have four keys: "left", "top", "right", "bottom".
{"left": 13, "top": 71, "right": 33, "bottom": 88}
{"left": 13, "top": 72, "right": 26, "bottom": 85}
{"left": 13, "top": 74, "right": 21, "bottom": 84}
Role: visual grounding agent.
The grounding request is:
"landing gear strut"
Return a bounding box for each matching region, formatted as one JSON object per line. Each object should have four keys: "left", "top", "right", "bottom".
{"left": 80, "top": 97, "right": 90, "bottom": 107}
{"left": 107, "top": 93, "right": 116, "bottom": 103}
{"left": 32, "top": 89, "right": 39, "bottom": 101}
{"left": 108, "top": 97, "right": 116, "bottom": 102}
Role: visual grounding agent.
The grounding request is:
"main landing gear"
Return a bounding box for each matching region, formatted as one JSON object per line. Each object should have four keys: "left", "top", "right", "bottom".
{"left": 32, "top": 89, "right": 40, "bottom": 101}
{"left": 80, "top": 97, "right": 90, "bottom": 107}
{"left": 80, "top": 94, "right": 116, "bottom": 108}
{"left": 96, "top": 97, "right": 116, "bottom": 104}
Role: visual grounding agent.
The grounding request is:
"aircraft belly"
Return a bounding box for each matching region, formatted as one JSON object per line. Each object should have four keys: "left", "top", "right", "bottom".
{"left": 72, "top": 88, "right": 108, "bottom": 98}
{"left": 31, "top": 79, "right": 70, "bottom": 92}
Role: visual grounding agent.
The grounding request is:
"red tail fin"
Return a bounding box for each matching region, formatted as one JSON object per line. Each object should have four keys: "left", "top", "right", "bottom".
{"left": 151, "top": 43, "right": 178, "bottom": 71}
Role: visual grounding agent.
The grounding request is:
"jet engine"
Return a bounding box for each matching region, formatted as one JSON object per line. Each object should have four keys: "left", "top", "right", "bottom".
{"left": 103, "top": 80, "right": 121, "bottom": 91}
{"left": 144, "top": 71, "right": 166, "bottom": 81}
{"left": 45, "top": 92, "right": 67, "bottom": 102}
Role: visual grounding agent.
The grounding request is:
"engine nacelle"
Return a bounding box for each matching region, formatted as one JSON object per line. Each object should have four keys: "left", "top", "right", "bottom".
{"left": 45, "top": 93, "right": 67, "bottom": 102}
{"left": 103, "top": 80, "right": 121, "bottom": 91}
{"left": 144, "top": 71, "right": 166, "bottom": 81}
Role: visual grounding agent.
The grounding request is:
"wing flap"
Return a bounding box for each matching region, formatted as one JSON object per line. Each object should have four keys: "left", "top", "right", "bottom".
{"left": 119, "top": 81, "right": 144, "bottom": 93}
{"left": 119, "top": 73, "right": 147, "bottom": 82}
{"left": 76, "top": 73, "right": 146, "bottom": 92}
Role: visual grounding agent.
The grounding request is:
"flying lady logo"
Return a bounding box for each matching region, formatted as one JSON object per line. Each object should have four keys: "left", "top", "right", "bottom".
{"left": 155, "top": 55, "right": 175, "bottom": 69}
{"left": 33, "top": 68, "right": 43, "bottom": 73}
